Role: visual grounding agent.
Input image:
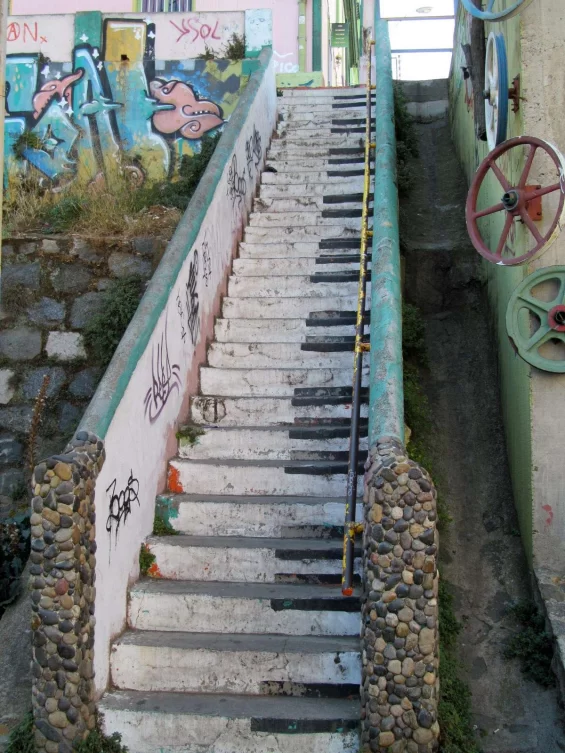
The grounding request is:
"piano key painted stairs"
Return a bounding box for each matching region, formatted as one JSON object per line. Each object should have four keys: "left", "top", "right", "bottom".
{"left": 100, "top": 86, "right": 375, "bottom": 753}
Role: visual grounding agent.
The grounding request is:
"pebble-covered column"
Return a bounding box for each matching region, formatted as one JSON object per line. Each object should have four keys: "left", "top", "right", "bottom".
{"left": 30, "top": 432, "right": 105, "bottom": 753}
{"left": 360, "top": 437, "right": 440, "bottom": 753}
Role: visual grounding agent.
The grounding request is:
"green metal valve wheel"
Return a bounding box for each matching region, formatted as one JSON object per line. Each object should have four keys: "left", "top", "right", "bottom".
{"left": 506, "top": 266, "right": 565, "bottom": 372}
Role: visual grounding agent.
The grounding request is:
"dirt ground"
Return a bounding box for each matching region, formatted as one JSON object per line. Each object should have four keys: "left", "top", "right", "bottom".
{"left": 402, "top": 111, "right": 565, "bottom": 753}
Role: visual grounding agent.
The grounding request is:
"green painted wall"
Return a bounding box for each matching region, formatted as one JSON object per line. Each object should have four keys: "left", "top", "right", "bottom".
{"left": 312, "top": 0, "right": 322, "bottom": 71}
{"left": 449, "top": 0, "right": 534, "bottom": 561}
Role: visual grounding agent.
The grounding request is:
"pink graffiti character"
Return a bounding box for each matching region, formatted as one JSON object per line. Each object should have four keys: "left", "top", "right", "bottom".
{"left": 33, "top": 70, "right": 84, "bottom": 120}
{"left": 149, "top": 79, "right": 223, "bottom": 140}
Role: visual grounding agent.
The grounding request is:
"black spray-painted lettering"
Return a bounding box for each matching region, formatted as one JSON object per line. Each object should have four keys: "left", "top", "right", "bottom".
{"left": 227, "top": 153, "right": 247, "bottom": 210}
{"left": 144, "top": 320, "right": 181, "bottom": 422}
{"left": 106, "top": 471, "right": 140, "bottom": 537}
{"left": 185, "top": 249, "right": 200, "bottom": 345}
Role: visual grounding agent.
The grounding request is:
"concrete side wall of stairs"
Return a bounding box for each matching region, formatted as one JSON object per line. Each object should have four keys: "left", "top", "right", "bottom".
{"left": 72, "top": 50, "right": 278, "bottom": 697}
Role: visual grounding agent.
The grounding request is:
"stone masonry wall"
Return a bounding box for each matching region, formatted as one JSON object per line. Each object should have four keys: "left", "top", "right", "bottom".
{"left": 30, "top": 432, "right": 104, "bottom": 753}
{"left": 361, "top": 437, "right": 440, "bottom": 753}
{"left": 0, "top": 235, "right": 167, "bottom": 519}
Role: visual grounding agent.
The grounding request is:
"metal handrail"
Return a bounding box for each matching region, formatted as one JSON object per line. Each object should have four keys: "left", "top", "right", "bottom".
{"left": 342, "top": 44, "right": 374, "bottom": 597}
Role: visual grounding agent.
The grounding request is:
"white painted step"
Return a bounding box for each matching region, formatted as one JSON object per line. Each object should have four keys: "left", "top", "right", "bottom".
{"left": 227, "top": 276, "right": 360, "bottom": 299}
{"left": 223, "top": 295, "right": 366, "bottom": 319}
{"left": 100, "top": 691, "right": 360, "bottom": 753}
{"left": 128, "top": 580, "right": 361, "bottom": 635}
{"left": 254, "top": 197, "right": 365, "bottom": 212}
{"left": 200, "top": 366, "right": 368, "bottom": 397}
{"left": 277, "top": 127, "right": 367, "bottom": 138}
{"left": 238, "top": 241, "right": 362, "bottom": 257}
{"left": 168, "top": 458, "right": 362, "bottom": 497}
{"left": 111, "top": 631, "right": 361, "bottom": 694}
{"left": 190, "top": 396, "right": 365, "bottom": 426}
{"left": 144, "top": 536, "right": 355, "bottom": 582}
{"left": 276, "top": 131, "right": 365, "bottom": 142}
{"left": 279, "top": 104, "right": 372, "bottom": 114}
{"left": 232, "top": 258, "right": 362, "bottom": 276}
{"left": 280, "top": 86, "right": 366, "bottom": 96}
{"left": 214, "top": 318, "right": 356, "bottom": 342}
{"left": 261, "top": 172, "right": 364, "bottom": 186}
{"left": 248, "top": 212, "right": 361, "bottom": 229}
{"left": 265, "top": 159, "right": 364, "bottom": 173}
{"left": 157, "top": 493, "right": 362, "bottom": 537}
{"left": 244, "top": 229, "right": 361, "bottom": 244}
{"left": 276, "top": 117, "right": 367, "bottom": 129}
{"left": 280, "top": 86, "right": 366, "bottom": 97}
{"left": 208, "top": 342, "right": 355, "bottom": 370}
{"left": 270, "top": 139, "right": 364, "bottom": 151}
{"left": 259, "top": 182, "right": 365, "bottom": 198}
{"left": 179, "top": 425, "right": 366, "bottom": 460}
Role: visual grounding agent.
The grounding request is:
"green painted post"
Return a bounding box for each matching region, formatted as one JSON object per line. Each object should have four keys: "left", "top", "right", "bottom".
{"left": 298, "top": 0, "right": 307, "bottom": 72}
{"left": 312, "top": 0, "right": 322, "bottom": 72}
{"left": 369, "top": 5, "right": 404, "bottom": 445}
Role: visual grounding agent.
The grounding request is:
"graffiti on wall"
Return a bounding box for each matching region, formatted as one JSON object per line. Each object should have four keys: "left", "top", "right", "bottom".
{"left": 4, "top": 17, "right": 248, "bottom": 188}
{"left": 106, "top": 471, "right": 140, "bottom": 539}
{"left": 144, "top": 318, "right": 181, "bottom": 423}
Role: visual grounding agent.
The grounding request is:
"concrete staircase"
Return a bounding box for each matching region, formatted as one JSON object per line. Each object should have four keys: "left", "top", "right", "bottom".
{"left": 100, "top": 87, "right": 374, "bottom": 753}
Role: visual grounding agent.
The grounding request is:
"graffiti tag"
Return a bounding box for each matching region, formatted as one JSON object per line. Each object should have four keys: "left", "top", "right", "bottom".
{"left": 144, "top": 321, "right": 181, "bottom": 422}
{"left": 245, "top": 125, "right": 262, "bottom": 179}
{"left": 202, "top": 238, "right": 212, "bottom": 288}
{"left": 106, "top": 472, "right": 140, "bottom": 537}
{"left": 185, "top": 250, "right": 200, "bottom": 345}
{"left": 227, "top": 154, "right": 247, "bottom": 211}
{"left": 169, "top": 18, "right": 222, "bottom": 44}
{"left": 6, "top": 22, "right": 47, "bottom": 44}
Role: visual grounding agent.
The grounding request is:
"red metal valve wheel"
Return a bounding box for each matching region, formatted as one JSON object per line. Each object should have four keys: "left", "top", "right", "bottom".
{"left": 466, "top": 136, "right": 565, "bottom": 266}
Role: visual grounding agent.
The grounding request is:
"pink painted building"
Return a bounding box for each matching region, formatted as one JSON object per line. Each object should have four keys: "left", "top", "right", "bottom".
{"left": 8, "top": 0, "right": 369, "bottom": 86}
{"left": 10, "top": 0, "right": 302, "bottom": 75}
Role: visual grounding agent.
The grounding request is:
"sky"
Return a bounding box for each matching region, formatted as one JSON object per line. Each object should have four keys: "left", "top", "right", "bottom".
{"left": 380, "top": 0, "right": 455, "bottom": 81}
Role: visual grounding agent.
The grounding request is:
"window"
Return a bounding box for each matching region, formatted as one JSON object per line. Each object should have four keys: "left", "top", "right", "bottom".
{"left": 140, "top": 0, "right": 192, "bottom": 11}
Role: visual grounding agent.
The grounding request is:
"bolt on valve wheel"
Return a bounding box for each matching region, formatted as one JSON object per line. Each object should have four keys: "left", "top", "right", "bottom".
{"left": 506, "top": 267, "right": 565, "bottom": 372}
{"left": 484, "top": 32, "right": 508, "bottom": 150}
{"left": 461, "top": 0, "right": 535, "bottom": 22}
{"left": 466, "top": 136, "right": 565, "bottom": 266}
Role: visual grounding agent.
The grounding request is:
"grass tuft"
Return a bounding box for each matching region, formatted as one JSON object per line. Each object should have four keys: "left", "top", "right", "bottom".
{"left": 394, "top": 82, "right": 418, "bottom": 196}
{"left": 83, "top": 277, "right": 145, "bottom": 368}
{"left": 223, "top": 33, "right": 246, "bottom": 60}
{"left": 153, "top": 514, "right": 178, "bottom": 537}
{"left": 76, "top": 729, "right": 128, "bottom": 752}
{"left": 139, "top": 544, "right": 155, "bottom": 576}
{"left": 5, "top": 712, "right": 35, "bottom": 753}
{"left": 503, "top": 600, "right": 555, "bottom": 687}
{"left": 438, "top": 581, "right": 482, "bottom": 753}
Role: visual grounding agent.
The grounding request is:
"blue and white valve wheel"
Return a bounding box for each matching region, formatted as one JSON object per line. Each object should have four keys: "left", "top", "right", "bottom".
{"left": 461, "top": 0, "right": 534, "bottom": 22}
{"left": 485, "top": 32, "right": 509, "bottom": 150}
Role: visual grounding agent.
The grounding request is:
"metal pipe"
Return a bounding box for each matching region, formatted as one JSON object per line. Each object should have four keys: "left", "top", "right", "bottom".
{"left": 342, "top": 43, "right": 374, "bottom": 597}
{"left": 369, "top": 10, "right": 404, "bottom": 446}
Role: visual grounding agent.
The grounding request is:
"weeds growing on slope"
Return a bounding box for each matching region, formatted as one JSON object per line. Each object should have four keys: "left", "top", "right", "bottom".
{"left": 83, "top": 277, "right": 145, "bottom": 368}
{"left": 4, "top": 133, "right": 219, "bottom": 237}
{"left": 503, "top": 600, "right": 555, "bottom": 687}
{"left": 4, "top": 711, "right": 35, "bottom": 753}
{"left": 394, "top": 82, "right": 418, "bottom": 196}
{"left": 402, "top": 303, "right": 479, "bottom": 752}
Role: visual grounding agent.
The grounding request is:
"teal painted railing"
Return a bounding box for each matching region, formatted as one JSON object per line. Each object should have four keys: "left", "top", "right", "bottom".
{"left": 368, "top": 6, "right": 404, "bottom": 446}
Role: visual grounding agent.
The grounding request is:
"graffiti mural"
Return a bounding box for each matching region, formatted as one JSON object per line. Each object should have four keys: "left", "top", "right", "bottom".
{"left": 4, "top": 16, "right": 250, "bottom": 188}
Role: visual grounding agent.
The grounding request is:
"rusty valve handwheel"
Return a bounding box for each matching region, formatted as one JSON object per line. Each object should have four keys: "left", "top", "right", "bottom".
{"left": 466, "top": 136, "right": 565, "bottom": 266}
